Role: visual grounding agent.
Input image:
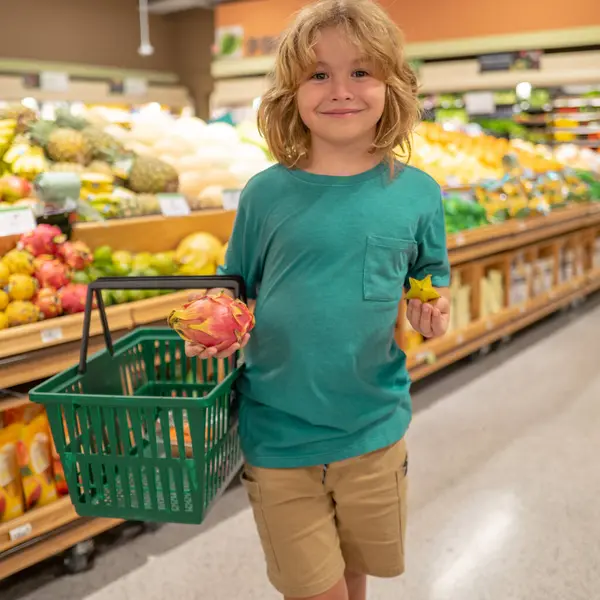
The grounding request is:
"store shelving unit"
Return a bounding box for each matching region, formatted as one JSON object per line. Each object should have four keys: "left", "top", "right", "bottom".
{"left": 1, "top": 203, "right": 599, "bottom": 582}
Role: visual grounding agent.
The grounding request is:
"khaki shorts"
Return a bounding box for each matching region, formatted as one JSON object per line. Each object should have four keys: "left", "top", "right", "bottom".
{"left": 241, "top": 439, "right": 408, "bottom": 598}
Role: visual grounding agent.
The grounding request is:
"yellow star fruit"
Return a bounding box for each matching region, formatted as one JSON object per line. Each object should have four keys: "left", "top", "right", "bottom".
{"left": 405, "top": 275, "right": 441, "bottom": 303}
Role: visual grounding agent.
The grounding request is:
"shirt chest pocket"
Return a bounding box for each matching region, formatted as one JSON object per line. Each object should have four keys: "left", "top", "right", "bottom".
{"left": 363, "top": 235, "right": 417, "bottom": 302}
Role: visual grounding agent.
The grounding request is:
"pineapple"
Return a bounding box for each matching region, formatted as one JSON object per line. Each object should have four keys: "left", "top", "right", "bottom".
{"left": 127, "top": 156, "right": 179, "bottom": 194}
{"left": 46, "top": 128, "right": 92, "bottom": 164}
{"left": 81, "top": 126, "right": 124, "bottom": 161}
{"left": 136, "top": 194, "right": 161, "bottom": 215}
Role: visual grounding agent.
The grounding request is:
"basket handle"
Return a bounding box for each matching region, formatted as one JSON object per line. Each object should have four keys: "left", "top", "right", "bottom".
{"left": 79, "top": 275, "right": 247, "bottom": 375}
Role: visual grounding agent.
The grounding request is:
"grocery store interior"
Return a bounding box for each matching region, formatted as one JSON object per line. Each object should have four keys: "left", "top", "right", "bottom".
{"left": 0, "top": 0, "right": 599, "bottom": 599}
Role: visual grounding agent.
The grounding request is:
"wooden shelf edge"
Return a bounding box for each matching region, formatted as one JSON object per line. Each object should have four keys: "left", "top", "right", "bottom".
{"left": 0, "top": 395, "right": 30, "bottom": 412}
{"left": 0, "top": 515, "right": 122, "bottom": 582}
{"left": 0, "top": 291, "right": 191, "bottom": 362}
{"left": 0, "top": 497, "right": 77, "bottom": 555}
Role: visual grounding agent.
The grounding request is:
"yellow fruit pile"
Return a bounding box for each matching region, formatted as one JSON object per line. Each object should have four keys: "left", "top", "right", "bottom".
{"left": 404, "top": 123, "right": 566, "bottom": 187}
{"left": 0, "top": 251, "right": 40, "bottom": 329}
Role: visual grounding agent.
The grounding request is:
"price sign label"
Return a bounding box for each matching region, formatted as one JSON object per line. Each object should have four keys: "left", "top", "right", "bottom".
{"left": 157, "top": 194, "right": 191, "bottom": 217}
{"left": 455, "top": 233, "right": 466, "bottom": 246}
{"left": 464, "top": 91, "right": 495, "bottom": 115}
{"left": 124, "top": 77, "right": 148, "bottom": 96}
{"left": 222, "top": 189, "right": 242, "bottom": 211}
{"left": 40, "top": 71, "right": 70, "bottom": 92}
{"left": 41, "top": 326, "right": 64, "bottom": 344}
{"left": 0, "top": 206, "right": 37, "bottom": 237}
{"left": 9, "top": 522, "right": 33, "bottom": 542}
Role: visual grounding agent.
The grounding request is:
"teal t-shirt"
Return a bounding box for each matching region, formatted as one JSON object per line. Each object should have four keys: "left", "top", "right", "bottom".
{"left": 219, "top": 162, "right": 450, "bottom": 468}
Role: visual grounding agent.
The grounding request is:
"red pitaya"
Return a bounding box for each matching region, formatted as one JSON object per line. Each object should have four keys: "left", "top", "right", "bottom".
{"left": 167, "top": 292, "right": 255, "bottom": 351}
{"left": 19, "top": 224, "right": 65, "bottom": 257}
{"left": 57, "top": 241, "right": 93, "bottom": 271}
{"left": 58, "top": 283, "right": 94, "bottom": 314}
{"left": 34, "top": 257, "right": 71, "bottom": 289}
{"left": 34, "top": 287, "right": 63, "bottom": 319}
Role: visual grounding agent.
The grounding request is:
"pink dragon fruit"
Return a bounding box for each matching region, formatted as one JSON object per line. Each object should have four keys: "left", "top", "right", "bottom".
{"left": 57, "top": 241, "right": 93, "bottom": 271}
{"left": 167, "top": 292, "right": 255, "bottom": 351}
{"left": 34, "top": 257, "right": 71, "bottom": 290}
{"left": 34, "top": 287, "right": 63, "bottom": 319}
{"left": 58, "top": 283, "right": 94, "bottom": 314}
{"left": 18, "top": 224, "right": 65, "bottom": 257}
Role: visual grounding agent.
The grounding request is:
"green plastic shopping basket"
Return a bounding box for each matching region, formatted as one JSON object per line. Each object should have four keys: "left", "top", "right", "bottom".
{"left": 29, "top": 275, "right": 247, "bottom": 525}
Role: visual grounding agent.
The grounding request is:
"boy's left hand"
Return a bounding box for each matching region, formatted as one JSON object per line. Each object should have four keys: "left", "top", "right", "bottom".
{"left": 407, "top": 295, "right": 450, "bottom": 339}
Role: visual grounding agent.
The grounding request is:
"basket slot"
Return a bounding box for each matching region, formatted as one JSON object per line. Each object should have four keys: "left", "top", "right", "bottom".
{"left": 142, "top": 407, "right": 160, "bottom": 509}
{"left": 158, "top": 340, "right": 170, "bottom": 382}
{"left": 128, "top": 408, "right": 148, "bottom": 509}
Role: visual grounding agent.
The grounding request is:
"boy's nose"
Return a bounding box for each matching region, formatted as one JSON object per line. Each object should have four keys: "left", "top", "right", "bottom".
{"left": 330, "top": 79, "right": 354, "bottom": 101}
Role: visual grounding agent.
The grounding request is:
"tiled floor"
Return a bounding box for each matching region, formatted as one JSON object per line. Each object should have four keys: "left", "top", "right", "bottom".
{"left": 3, "top": 296, "right": 600, "bottom": 600}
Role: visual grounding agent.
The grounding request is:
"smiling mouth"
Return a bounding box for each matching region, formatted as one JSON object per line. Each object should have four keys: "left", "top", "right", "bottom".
{"left": 320, "top": 109, "right": 363, "bottom": 116}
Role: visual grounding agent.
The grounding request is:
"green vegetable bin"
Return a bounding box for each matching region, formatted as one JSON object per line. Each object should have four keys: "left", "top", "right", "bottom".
{"left": 29, "top": 275, "right": 246, "bottom": 524}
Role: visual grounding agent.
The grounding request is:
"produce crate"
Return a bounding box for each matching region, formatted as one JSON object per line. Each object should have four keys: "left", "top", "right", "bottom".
{"left": 29, "top": 276, "right": 246, "bottom": 524}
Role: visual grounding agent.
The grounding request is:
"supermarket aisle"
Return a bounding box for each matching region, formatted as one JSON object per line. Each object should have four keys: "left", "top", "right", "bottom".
{"left": 4, "top": 297, "right": 600, "bottom": 600}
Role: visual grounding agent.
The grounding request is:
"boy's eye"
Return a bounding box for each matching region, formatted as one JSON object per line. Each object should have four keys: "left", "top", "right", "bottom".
{"left": 311, "top": 72, "right": 328, "bottom": 81}
{"left": 353, "top": 70, "right": 370, "bottom": 78}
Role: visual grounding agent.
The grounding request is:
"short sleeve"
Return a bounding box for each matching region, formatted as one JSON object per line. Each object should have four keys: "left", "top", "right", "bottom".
{"left": 405, "top": 190, "right": 451, "bottom": 289}
{"left": 217, "top": 189, "right": 262, "bottom": 299}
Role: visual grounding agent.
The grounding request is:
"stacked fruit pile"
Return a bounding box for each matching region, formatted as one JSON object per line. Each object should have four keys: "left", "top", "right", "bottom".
{"left": 0, "top": 225, "right": 228, "bottom": 329}
{"left": 0, "top": 225, "right": 93, "bottom": 328}
{"left": 0, "top": 105, "right": 179, "bottom": 218}
{"left": 408, "top": 122, "right": 566, "bottom": 186}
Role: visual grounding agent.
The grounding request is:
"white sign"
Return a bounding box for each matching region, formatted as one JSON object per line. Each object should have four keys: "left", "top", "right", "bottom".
{"left": 0, "top": 207, "right": 37, "bottom": 237}
{"left": 41, "top": 326, "right": 64, "bottom": 344}
{"left": 40, "top": 71, "right": 70, "bottom": 93}
{"left": 9, "top": 522, "right": 33, "bottom": 542}
{"left": 124, "top": 78, "right": 148, "bottom": 96}
{"left": 222, "top": 189, "right": 242, "bottom": 211}
{"left": 464, "top": 91, "right": 495, "bottom": 116}
{"left": 158, "top": 194, "right": 191, "bottom": 217}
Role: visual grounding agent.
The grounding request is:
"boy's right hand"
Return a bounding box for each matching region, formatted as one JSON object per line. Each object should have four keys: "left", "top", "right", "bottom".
{"left": 183, "top": 289, "right": 251, "bottom": 359}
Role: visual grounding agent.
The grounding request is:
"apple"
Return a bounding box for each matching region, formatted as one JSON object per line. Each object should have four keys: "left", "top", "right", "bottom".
{"left": 0, "top": 175, "right": 32, "bottom": 203}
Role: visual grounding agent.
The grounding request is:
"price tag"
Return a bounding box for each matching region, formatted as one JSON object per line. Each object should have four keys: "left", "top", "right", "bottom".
{"left": 446, "top": 176, "right": 461, "bottom": 188}
{"left": 124, "top": 78, "right": 148, "bottom": 96}
{"left": 464, "top": 91, "right": 495, "bottom": 115}
{"left": 0, "top": 206, "right": 37, "bottom": 237}
{"left": 456, "top": 334, "right": 465, "bottom": 345}
{"left": 486, "top": 320, "right": 494, "bottom": 331}
{"left": 9, "top": 522, "right": 33, "bottom": 542}
{"left": 222, "top": 189, "right": 242, "bottom": 211}
{"left": 40, "top": 71, "right": 69, "bottom": 92}
{"left": 41, "top": 326, "right": 64, "bottom": 344}
{"left": 157, "top": 194, "right": 191, "bottom": 217}
{"left": 455, "top": 233, "right": 466, "bottom": 246}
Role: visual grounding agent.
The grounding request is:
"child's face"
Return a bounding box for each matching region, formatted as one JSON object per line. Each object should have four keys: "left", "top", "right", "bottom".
{"left": 297, "top": 27, "right": 386, "bottom": 149}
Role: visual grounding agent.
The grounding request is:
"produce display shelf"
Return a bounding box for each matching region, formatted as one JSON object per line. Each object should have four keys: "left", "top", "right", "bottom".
{"left": 408, "top": 270, "right": 600, "bottom": 382}
{"left": 447, "top": 204, "right": 600, "bottom": 265}
{"left": 0, "top": 292, "right": 189, "bottom": 387}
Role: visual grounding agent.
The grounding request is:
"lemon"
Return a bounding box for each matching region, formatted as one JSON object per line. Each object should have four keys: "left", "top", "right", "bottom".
{"left": 0, "top": 290, "right": 9, "bottom": 311}
{"left": 0, "top": 261, "right": 9, "bottom": 287}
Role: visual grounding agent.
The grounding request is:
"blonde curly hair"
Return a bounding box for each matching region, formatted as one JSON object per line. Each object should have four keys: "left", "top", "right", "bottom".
{"left": 257, "top": 0, "right": 420, "bottom": 169}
